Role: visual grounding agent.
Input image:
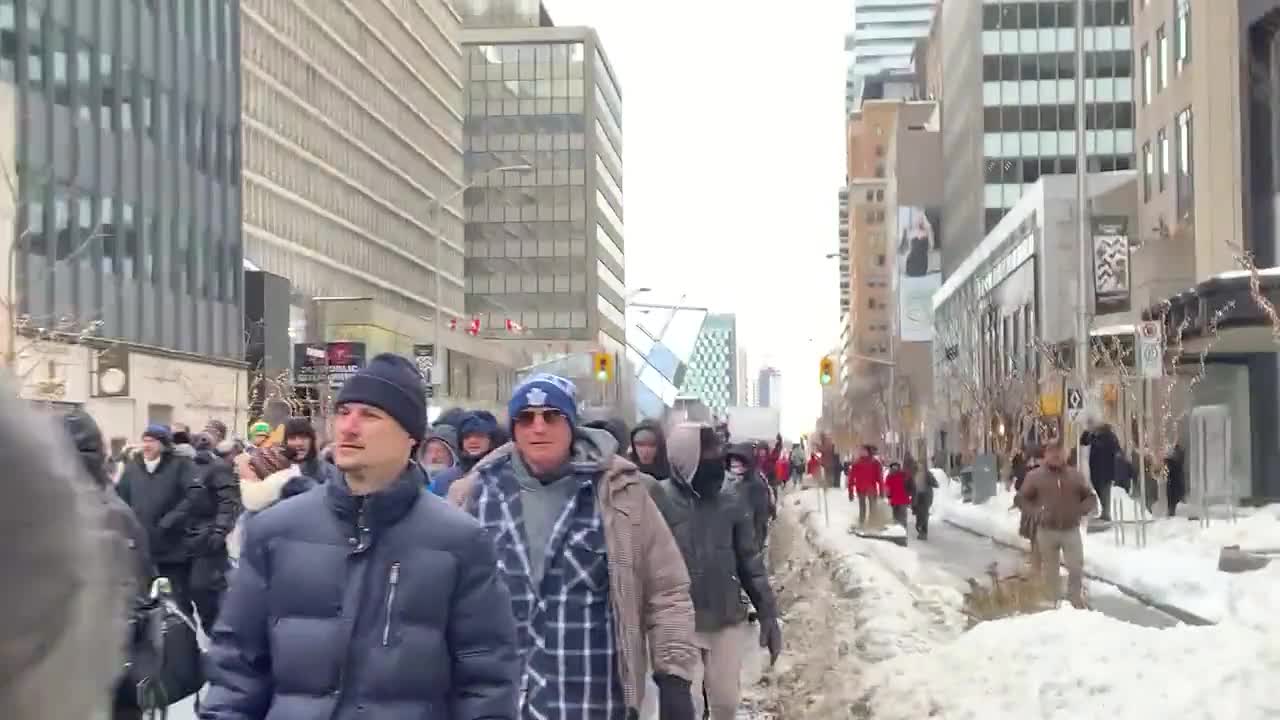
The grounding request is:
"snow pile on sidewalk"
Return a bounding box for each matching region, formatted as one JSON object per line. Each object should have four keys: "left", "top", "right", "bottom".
{"left": 938, "top": 482, "right": 1280, "bottom": 626}
{"left": 863, "top": 608, "right": 1280, "bottom": 720}
{"left": 791, "top": 490, "right": 966, "bottom": 661}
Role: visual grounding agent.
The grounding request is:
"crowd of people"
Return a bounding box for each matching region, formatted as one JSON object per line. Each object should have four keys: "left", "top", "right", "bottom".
{"left": 3, "top": 352, "right": 795, "bottom": 720}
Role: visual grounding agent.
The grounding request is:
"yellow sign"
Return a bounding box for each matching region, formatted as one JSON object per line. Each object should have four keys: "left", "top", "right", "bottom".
{"left": 1039, "top": 392, "right": 1062, "bottom": 416}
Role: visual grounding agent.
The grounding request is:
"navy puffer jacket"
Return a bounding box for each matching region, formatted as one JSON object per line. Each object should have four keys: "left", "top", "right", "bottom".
{"left": 201, "top": 465, "right": 520, "bottom": 720}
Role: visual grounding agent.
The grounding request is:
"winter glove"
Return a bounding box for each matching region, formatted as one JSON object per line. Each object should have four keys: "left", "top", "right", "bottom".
{"left": 758, "top": 615, "right": 782, "bottom": 666}
{"left": 653, "top": 673, "right": 694, "bottom": 720}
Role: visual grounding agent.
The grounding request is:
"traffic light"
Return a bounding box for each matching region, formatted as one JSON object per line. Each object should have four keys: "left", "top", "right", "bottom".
{"left": 819, "top": 356, "right": 834, "bottom": 386}
{"left": 592, "top": 351, "right": 613, "bottom": 382}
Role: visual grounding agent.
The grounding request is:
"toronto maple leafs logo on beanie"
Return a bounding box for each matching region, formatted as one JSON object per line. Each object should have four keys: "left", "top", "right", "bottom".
{"left": 508, "top": 373, "right": 578, "bottom": 429}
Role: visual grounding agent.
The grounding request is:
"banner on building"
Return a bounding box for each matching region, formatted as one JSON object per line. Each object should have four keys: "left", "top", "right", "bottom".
{"left": 1091, "top": 216, "right": 1131, "bottom": 315}
{"left": 896, "top": 206, "right": 943, "bottom": 342}
{"left": 412, "top": 344, "right": 435, "bottom": 400}
{"left": 293, "top": 342, "right": 367, "bottom": 388}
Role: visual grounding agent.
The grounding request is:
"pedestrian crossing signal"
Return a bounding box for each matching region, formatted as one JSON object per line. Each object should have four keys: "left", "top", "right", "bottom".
{"left": 592, "top": 352, "right": 613, "bottom": 382}
{"left": 819, "top": 356, "right": 834, "bottom": 386}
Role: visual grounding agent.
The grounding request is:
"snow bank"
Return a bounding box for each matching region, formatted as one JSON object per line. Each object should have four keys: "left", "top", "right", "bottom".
{"left": 938, "top": 483, "right": 1280, "bottom": 627}
{"left": 864, "top": 608, "right": 1280, "bottom": 720}
{"left": 790, "top": 490, "right": 966, "bottom": 661}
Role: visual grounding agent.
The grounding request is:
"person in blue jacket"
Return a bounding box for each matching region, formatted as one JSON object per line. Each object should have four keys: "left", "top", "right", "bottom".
{"left": 200, "top": 353, "right": 520, "bottom": 720}
{"left": 429, "top": 410, "right": 502, "bottom": 497}
{"left": 421, "top": 424, "right": 460, "bottom": 494}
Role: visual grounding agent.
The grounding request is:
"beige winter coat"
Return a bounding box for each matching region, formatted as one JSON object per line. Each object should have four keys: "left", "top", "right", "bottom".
{"left": 448, "top": 440, "right": 698, "bottom": 711}
{"left": 227, "top": 465, "right": 300, "bottom": 561}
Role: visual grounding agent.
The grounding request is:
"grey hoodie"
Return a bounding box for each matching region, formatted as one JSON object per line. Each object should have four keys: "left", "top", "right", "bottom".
{"left": 0, "top": 387, "right": 126, "bottom": 719}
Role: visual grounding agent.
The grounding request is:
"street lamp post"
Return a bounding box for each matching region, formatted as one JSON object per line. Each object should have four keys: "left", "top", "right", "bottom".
{"left": 425, "top": 163, "right": 532, "bottom": 403}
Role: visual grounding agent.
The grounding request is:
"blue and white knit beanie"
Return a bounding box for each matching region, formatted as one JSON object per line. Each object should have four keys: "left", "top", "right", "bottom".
{"left": 508, "top": 373, "right": 578, "bottom": 429}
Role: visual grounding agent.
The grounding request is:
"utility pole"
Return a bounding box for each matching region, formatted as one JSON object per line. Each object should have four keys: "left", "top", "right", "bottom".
{"left": 1074, "top": 0, "right": 1091, "bottom": 436}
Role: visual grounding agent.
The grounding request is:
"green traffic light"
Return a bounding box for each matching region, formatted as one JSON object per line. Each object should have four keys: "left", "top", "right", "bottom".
{"left": 820, "top": 373, "right": 831, "bottom": 385}
{"left": 597, "top": 370, "right": 609, "bottom": 381}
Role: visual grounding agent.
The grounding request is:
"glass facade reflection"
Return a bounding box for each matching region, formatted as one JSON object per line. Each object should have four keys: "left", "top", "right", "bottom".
{"left": 463, "top": 29, "right": 624, "bottom": 342}
{"left": 10, "top": 0, "right": 243, "bottom": 357}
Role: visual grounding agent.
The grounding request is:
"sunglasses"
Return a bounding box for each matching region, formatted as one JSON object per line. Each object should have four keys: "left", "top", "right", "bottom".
{"left": 515, "top": 408, "right": 566, "bottom": 427}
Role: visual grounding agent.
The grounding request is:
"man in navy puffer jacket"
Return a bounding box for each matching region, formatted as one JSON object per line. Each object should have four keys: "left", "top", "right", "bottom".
{"left": 201, "top": 353, "right": 520, "bottom": 720}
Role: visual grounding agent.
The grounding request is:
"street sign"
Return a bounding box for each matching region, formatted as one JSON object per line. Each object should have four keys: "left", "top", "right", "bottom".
{"left": 1137, "top": 320, "right": 1163, "bottom": 379}
{"left": 413, "top": 344, "right": 435, "bottom": 400}
{"left": 1066, "top": 386, "right": 1086, "bottom": 422}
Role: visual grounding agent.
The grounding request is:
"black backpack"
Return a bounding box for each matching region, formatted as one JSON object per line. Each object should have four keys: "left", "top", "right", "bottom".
{"left": 115, "top": 583, "right": 205, "bottom": 715}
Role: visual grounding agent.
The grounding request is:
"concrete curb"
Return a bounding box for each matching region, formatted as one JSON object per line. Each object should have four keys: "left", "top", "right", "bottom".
{"left": 942, "top": 518, "right": 1215, "bottom": 627}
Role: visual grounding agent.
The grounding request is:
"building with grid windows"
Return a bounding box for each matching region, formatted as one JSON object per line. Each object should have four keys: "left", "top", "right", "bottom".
{"left": 941, "top": 0, "right": 1135, "bottom": 276}
{"left": 679, "top": 313, "right": 738, "bottom": 418}
{"left": 846, "top": 0, "right": 937, "bottom": 114}
{"left": 460, "top": 11, "right": 625, "bottom": 351}
{"left": 240, "top": 0, "right": 466, "bottom": 324}
{"left": 0, "top": 0, "right": 247, "bottom": 439}
{"left": 758, "top": 366, "right": 782, "bottom": 410}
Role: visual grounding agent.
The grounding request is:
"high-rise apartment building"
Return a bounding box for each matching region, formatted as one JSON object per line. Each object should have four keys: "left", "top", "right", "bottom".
{"left": 680, "top": 313, "right": 738, "bottom": 417}
{"left": 1, "top": 0, "right": 246, "bottom": 438}
{"left": 846, "top": 0, "right": 938, "bottom": 114}
{"left": 838, "top": 188, "right": 851, "bottom": 316}
{"left": 460, "top": 7, "right": 626, "bottom": 349}
{"left": 942, "top": 0, "right": 1135, "bottom": 275}
{"left": 757, "top": 366, "right": 782, "bottom": 409}
{"left": 240, "top": 0, "right": 465, "bottom": 321}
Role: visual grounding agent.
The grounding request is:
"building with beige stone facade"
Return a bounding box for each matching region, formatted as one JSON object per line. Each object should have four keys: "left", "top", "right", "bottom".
{"left": 843, "top": 99, "right": 940, "bottom": 457}
{"left": 1130, "top": 0, "right": 1280, "bottom": 500}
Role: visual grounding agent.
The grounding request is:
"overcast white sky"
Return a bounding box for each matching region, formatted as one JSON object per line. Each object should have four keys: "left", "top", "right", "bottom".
{"left": 545, "top": 0, "right": 848, "bottom": 436}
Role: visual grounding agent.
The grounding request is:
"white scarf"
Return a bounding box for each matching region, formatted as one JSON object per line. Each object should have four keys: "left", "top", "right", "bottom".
{"left": 144, "top": 457, "right": 161, "bottom": 474}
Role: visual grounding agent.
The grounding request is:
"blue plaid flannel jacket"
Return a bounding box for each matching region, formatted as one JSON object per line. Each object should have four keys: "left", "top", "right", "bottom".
{"left": 472, "top": 450, "right": 627, "bottom": 720}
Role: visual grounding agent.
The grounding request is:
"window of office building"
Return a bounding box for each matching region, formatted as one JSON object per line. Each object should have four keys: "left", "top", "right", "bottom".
{"left": 1142, "top": 141, "right": 1153, "bottom": 201}
{"left": 1157, "top": 128, "right": 1169, "bottom": 192}
{"left": 1174, "top": 0, "right": 1190, "bottom": 72}
{"left": 1157, "top": 25, "right": 1168, "bottom": 91}
{"left": 1175, "top": 107, "right": 1194, "bottom": 217}
{"left": 1141, "top": 44, "right": 1151, "bottom": 104}
{"left": 12, "top": 0, "right": 242, "bottom": 357}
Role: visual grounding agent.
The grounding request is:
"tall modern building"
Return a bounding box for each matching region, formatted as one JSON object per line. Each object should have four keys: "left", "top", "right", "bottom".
{"left": 838, "top": 188, "right": 850, "bottom": 316}
{"left": 846, "top": 0, "right": 938, "bottom": 113}
{"left": 2, "top": 0, "right": 246, "bottom": 439}
{"left": 758, "top": 366, "right": 782, "bottom": 410}
{"left": 240, "top": 0, "right": 465, "bottom": 322}
{"left": 680, "top": 312, "right": 738, "bottom": 417}
{"left": 460, "top": 2, "right": 626, "bottom": 352}
{"left": 941, "top": 0, "right": 1135, "bottom": 275}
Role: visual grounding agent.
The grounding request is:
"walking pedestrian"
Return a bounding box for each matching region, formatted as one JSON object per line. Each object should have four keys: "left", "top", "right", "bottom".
{"left": 184, "top": 432, "right": 240, "bottom": 629}
{"left": 117, "top": 424, "right": 198, "bottom": 613}
{"left": 283, "top": 416, "right": 339, "bottom": 483}
{"left": 1016, "top": 439, "right": 1096, "bottom": 608}
{"left": 1080, "top": 419, "right": 1121, "bottom": 521}
{"left": 727, "top": 442, "right": 775, "bottom": 549}
{"left": 848, "top": 445, "right": 884, "bottom": 527}
{"left": 421, "top": 425, "right": 461, "bottom": 494}
{"left": 449, "top": 374, "right": 698, "bottom": 720}
{"left": 653, "top": 424, "right": 781, "bottom": 720}
{"left": 202, "top": 353, "right": 520, "bottom": 719}
{"left": 884, "top": 461, "right": 911, "bottom": 536}
{"left": 629, "top": 418, "right": 673, "bottom": 481}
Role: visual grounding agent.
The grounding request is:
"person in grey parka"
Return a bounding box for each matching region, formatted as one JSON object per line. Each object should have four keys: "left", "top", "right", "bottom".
{"left": 0, "top": 388, "right": 127, "bottom": 720}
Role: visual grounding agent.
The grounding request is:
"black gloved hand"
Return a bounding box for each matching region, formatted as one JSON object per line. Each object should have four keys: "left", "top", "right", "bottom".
{"left": 653, "top": 673, "right": 694, "bottom": 720}
{"left": 759, "top": 616, "right": 782, "bottom": 666}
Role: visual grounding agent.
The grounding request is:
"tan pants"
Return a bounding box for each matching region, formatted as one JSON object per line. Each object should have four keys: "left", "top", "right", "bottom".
{"left": 1037, "top": 526, "right": 1085, "bottom": 606}
{"left": 691, "top": 622, "right": 750, "bottom": 720}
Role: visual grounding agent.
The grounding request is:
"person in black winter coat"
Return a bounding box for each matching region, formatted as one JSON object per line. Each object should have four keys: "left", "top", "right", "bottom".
{"left": 202, "top": 353, "right": 519, "bottom": 719}
{"left": 1081, "top": 422, "right": 1121, "bottom": 521}
{"left": 116, "top": 424, "right": 197, "bottom": 611}
{"left": 184, "top": 433, "right": 240, "bottom": 629}
{"left": 283, "top": 416, "right": 340, "bottom": 483}
{"left": 628, "top": 418, "right": 672, "bottom": 481}
{"left": 726, "top": 442, "right": 775, "bottom": 548}
{"left": 62, "top": 409, "right": 153, "bottom": 611}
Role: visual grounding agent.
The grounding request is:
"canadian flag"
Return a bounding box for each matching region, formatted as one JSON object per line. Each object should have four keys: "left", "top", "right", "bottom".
{"left": 467, "top": 317, "right": 481, "bottom": 336}
{"left": 505, "top": 318, "right": 524, "bottom": 333}
{"left": 448, "top": 318, "right": 458, "bottom": 331}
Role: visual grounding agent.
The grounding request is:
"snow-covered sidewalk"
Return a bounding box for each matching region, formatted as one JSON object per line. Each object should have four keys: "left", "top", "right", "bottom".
{"left": 791, "top": 488, "right": 967, "bottom": 660}
{"left": 784, "top": 487, "right": 1280, "bottom": 719}
{"left": 939, "top": 481, "right": 1280, "bottom": 629}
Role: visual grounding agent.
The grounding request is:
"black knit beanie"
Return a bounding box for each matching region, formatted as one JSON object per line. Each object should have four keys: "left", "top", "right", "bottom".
{"left": 335, "top": 353, "right": 426, "bottom": 442}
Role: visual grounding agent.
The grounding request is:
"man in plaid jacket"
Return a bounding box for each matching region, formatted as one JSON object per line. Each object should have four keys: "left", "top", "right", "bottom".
{"left": 450, "top": 374, "right": 699, "bottom": 720}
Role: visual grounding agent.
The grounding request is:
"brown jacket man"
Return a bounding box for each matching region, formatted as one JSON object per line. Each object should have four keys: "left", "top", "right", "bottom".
{"left": 450, "top": 373, "right": 697, "bottom": 720}
{"left": 1016, "top": 444, "right": 1096, "bottom": 607}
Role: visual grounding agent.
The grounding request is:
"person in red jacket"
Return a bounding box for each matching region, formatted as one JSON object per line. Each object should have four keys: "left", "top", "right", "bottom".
{"left": 883, "top": 461, "right": 912, "bottom": 533}
{"left": 847, "top": 445, "right": 884, "bottom": 527}
{"left": 806, "top": 452, "right": 822, "bottom": 481}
